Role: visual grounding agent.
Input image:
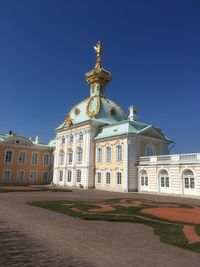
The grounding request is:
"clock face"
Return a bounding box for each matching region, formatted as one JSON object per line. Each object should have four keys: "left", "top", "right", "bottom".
{"left": 86, "top": 96, "right": 101, "bottom": 118}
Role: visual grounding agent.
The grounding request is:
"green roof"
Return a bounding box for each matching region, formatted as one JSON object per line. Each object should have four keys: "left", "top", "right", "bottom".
{"left": 94, "top": 120, "right": 172, "bottom": 142}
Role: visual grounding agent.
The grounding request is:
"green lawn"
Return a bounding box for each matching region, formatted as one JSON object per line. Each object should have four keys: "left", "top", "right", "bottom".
{"left": 29, "top": 198, "right": 200, "bottom": 253}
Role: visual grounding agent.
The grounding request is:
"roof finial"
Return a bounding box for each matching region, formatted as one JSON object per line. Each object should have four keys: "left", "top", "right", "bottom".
{"left": 94, "top": 40, "right": 102, "bottom": 69}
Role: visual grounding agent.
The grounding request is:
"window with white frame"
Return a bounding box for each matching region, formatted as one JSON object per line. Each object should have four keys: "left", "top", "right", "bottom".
{"left": 67, "top": 148, "right": 73, "bottom": 164}
{"left": 5, "top": 150, "right": 13, "bottom": 163}
{"left": 67, "top": 170, "right": 72, "bottom": 182}
{"left": 159, "top": 170, "right": 169, "bottom": 188}
{"left": 116, "top": 172, "right": 122, "bottom": 185}
{"left": 78, "top": 132, "right": 83, "bottom": 141}
{"left": 69, "top": 134, "right": 73, "bottom": 143}
{"left": 59, "top": 150, "right": 65, "bottom": 165}
{"left": 59, "top": 170, "right": 63, "bottom": 182}
{"left": 106, "top": 146, "right": 111, "bottom": 163}
{"left": 17, "top": 170, "right": 24, "bottom": 182}
{"left": 106, "top": 172, "right": 111, "bottom": 184}
{"left": 183, "top": 170, "right": 195, "bottom": 189}
{"left": 76, "top": 147, "right": 83, "bottom": 163}
{"left": 43, "top": 172, "right": 49, "bottom": 182}
{"left": 76, "top": 170, "right": 81, "bottom": 183}
{"left": 116, "top": 145, "right": 122, "bottom": 162}
{"left": 30, "top": 171, "right": 37, "bottom": 182}
{"left": 140, "top": 170, "right": 148, "bottom": 186}
{"left": 97, "top": 172, "right": 101, "bottom": 184}
{"left": 43, "top": 153, "right": 50, "bottom": 165}
{"left": 96, "top": 147, "right": 102, "bottom": 163}
{"left": 18, "top": 151, "right": 26, "bottom": 164}
{"left": 32, "top": 152, "right": 38, "bottom": 165}
{"left": 3, "top": 170, "right": 11, "bottom": 182}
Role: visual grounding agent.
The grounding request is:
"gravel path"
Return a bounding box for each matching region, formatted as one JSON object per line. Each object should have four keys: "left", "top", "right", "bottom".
{"left": 0, "top": 189, "right": 200, "bottom": 267}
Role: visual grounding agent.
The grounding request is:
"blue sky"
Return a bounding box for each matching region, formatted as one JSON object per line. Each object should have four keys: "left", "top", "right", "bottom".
{"left": 0, "top": 0, "right": 200, "bottom": 153}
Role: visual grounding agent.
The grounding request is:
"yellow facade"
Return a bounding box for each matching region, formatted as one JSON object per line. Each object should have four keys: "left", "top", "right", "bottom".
{"left": 0, "top": 135, "right": 53, "bottom": 184}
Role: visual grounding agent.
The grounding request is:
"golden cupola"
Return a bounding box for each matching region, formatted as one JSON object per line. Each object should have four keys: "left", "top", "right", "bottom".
{"left": 85, "top": 41, "right": 112, "bottom": 97}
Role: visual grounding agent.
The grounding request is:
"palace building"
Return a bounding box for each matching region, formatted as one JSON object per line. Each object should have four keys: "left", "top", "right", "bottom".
{"left": 0, "top": 132, "right": 55, "bottom": 184}
{"left": 53, "top": 41, "right": 197, "bottom": 194}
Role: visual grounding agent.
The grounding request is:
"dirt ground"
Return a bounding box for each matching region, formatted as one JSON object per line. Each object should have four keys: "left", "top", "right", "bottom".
{"left": 0, "top": 189, "right": 200, "bottom": 267}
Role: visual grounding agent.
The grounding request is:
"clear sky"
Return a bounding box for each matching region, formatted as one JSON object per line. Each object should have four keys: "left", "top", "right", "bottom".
{"left": 0, "top": 0, "right": 200, "bottom": 153}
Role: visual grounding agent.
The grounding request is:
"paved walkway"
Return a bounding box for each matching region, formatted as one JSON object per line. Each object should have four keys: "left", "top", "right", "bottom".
{"left": 0, "top": 189, "right": 200, "bottom": 267}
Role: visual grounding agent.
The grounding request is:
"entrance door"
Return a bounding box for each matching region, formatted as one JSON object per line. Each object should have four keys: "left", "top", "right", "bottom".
{"left": 159, "top": 170, "right": 170, "bottom": 193}
{"left": 183, "top": 171, "right": 196, "bottom": 195}
{"left": 140, "top": 170, "right": 148, "bottom": 191}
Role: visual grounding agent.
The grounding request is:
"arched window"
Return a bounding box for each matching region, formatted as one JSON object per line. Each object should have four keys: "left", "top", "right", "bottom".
{"left": 106, "top": 146, "right": 111, "bottom": 163}
{"left": 59, "top": 150, "right": 65, "bottom": 165}
{"left": 59, "top": 170, "right": 63, "bottom": 181}
{"left": 69, "top": 134, "right": 73, "bottom": 143}
{"left": 97, "top": 147, "right": 102, "bottom": 163}
{"left": 76, "top": 147, "right": 83, "bottom": 163}
{"left": 183, "top": 170, "right": 195, "bottom": 189}
{"left": 67, "top": 170, "right": 72, "bottom": 182}
{"left": 140, "top": 170, "right": 148, "bottom": 187}
{"left": 116, "top": 145, "right": 122, "bottom": 162}
{"left": 78, "top": 132, "right": 83, "bottom": 141}
{"left": 76, "top": 170, "right": 81, "bottom": 183}
{"left": 67, "top": 149, "right": 73, "bottom": 164}
{"left": 145, "top": 144, "right": 154, "bottom": 156}
{"left": 159, "top": 170, "right": 169, "bottom": 188}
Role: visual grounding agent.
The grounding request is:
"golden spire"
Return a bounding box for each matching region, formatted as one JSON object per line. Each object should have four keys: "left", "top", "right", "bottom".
{"left": 94, "top": 41, "right": 102, "bottom": 69}
{"left": 85, "top": 41, "right": 112, "bottom": 95}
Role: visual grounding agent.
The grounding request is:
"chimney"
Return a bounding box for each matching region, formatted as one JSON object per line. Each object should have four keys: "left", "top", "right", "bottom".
{"left": 35, "top": 136, "right": 40, "bottom": 144}
{"left": 128, "top": 105, "right": 137, "bottom": 121}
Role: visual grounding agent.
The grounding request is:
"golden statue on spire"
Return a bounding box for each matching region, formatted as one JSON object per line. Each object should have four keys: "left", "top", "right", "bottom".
{"left": 94, "top": 41, "right": 102, "bottom": 57}
{"left": 94, "top": 41, "right": 102, "bottom": 69}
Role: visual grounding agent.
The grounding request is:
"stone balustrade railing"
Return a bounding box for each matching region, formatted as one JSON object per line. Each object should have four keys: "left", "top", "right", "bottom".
{"left": 139, "top": 153, "right": 200, "bottom": 164}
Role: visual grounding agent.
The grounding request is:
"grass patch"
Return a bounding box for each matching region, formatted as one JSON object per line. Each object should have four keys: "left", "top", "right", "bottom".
{"left": 29, "top": 198, "right": 200, "bottom": 253}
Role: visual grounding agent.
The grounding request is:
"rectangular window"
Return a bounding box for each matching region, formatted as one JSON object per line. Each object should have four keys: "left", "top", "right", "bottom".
{"left": 161, "top": 177, "right": 165, "bottom": 187}
{"left": 145, "top": 176, "right": 148, "bottom": 186}
{"left": 5, "top": 150, "right": 13, "bottom": 163}
{"left": 30, "top": 171, "right": 37, "bottom": 182}
{"left": 97, "top": 172, "right": 101, "bottom": 184}
{"left": 165, "top": 177, "right": 169, "bottom": 187}
{"left": 116, "top": 172, "right": 122, "bottom": 185}
{"left": 19, "top": 151, "right": 26, "bottom": 164}
{"left": 185, "top": 178, "right": 189, "bottom": 188}
{"left": 190, "top": 178, "right": 195, "bottom": 189}
{"left": 17, "top": 170, "right": 24, "bottom": 182}
{"left": 141, "top": 177, "right": 144, "bottom": 186}
{"left": 106, "top": 172, "right": 111, "bottom": 184}
{"left": 76, "top": 170, "right": 81, "bottom": 182}
{"left": 3, "top": 170, "right": 11, "bottom": 182}
{"left": 43, "top": 172, "right": 49, "bottom": 182}
{"left": 67, "top": 171, "right": 72, "bottom": 182}
{"left": 32, "top": 152, "right": 38, "bottom": 165}
{"left": 43, "top": 154, "right": 50, "bottom": 165}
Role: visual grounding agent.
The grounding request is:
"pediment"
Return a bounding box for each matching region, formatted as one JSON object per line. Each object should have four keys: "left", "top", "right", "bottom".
{"left": 139, "top": 126, "right": 165, "bottom": 140}
{"left": 3, "top": 136, "right": 33, "bottom": 146}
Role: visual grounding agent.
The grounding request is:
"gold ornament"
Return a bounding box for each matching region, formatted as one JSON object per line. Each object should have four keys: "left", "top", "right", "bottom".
{"left": 65, "top": 115, "right": 72, "bottom": 126}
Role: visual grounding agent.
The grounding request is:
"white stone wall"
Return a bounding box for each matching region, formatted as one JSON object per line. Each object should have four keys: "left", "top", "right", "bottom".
{"left": 138, "top": 153, "right": 200, "bottom": 197}
{"left": 53, "top": 125, "right": 97, "bottom": 189}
